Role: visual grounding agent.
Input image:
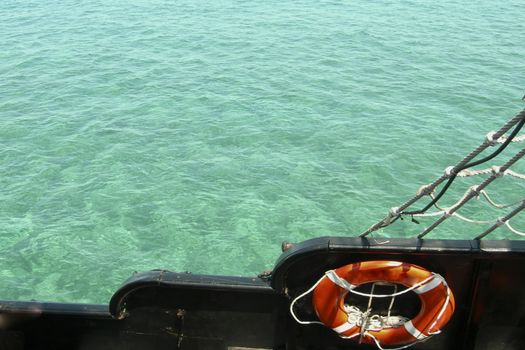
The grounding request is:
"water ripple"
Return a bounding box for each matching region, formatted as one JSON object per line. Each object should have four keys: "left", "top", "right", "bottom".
{"left": 0, "top": 0, "right": 523, "bottom": 303}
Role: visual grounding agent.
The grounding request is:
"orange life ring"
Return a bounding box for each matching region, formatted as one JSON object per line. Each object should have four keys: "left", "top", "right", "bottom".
{"left": 312, "top": 261, "right": 455, "bottom": 346}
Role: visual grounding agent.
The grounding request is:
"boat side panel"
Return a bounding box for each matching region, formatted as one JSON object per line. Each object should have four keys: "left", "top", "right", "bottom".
{"left": 0, "top": 238, "right": 524, "bottom": 349}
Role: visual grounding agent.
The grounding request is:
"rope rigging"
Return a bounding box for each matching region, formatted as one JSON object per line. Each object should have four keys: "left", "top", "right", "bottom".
{"left": 417, "top": 147, "right": 525, "bottom": 239}
{"left": 487, "top": 132, "right": 525, "bottom": 144}
{"left": 360, "top": 107, "right": 525, "bottom": 239}
{"left": 410, "top": 189, "right": 524, "bottom": 228}
{"left": 457, "top": 167, "right": 525, "bottom": 180}
{"left": 403, "top": 115, "right": 525, "bottom": 217}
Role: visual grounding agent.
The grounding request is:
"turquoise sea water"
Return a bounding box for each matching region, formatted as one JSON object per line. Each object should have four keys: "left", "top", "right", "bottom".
{"left": 1, "top": 0, "right": 524, "bottom": 303}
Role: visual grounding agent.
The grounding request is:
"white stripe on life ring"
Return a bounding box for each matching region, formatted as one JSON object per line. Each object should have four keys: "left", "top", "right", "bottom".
{"left": 325, "top": 270, "right": 357, "bottom": 291}
{"left": 404, "top": 320, "right": 427, "bottom": 340}
{"left": 413, "top": 274, "right": 444, "bottom": 295}
{"left": 333, "top": 321, "right": 356, "bottom": 334}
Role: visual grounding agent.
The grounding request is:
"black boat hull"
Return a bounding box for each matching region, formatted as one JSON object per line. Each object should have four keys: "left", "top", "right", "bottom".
{"left": 1, "top": 237, "right": 524, "bottom": 349}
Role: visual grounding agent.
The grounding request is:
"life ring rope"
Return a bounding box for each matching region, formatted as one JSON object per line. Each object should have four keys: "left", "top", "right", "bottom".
{"left": 289, "top": 273, "right": 326, "bottom": 326}
{"left": 289, "top": 262, "right": 454, "bottom": 350}
{"left": 325, "top": 269, "right": 443, "bottom": 298}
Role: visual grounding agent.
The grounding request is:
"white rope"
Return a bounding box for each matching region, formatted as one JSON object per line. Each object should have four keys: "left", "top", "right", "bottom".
{"left": 291, "top": 271, "right": 453, "bottom": 350}
{"left": 412, "top": 210, "right": 496, "bottom": 225}
{"left": 457, "top": 167, "right": 525, "bottom": 180}
{"left": 457, "top": 168, "right": 492, "bottom": 177}
{"left": 506, "top": 169, "right": 525, "bottom": 180}
{"left": 410, "top": 190, "right": 525, "bottom": 225}
{"left": 514, "top": 134, "right": 525, "bottom": 143}
{"left": 487, "top": 132, "right": 525, "bottom": 144}
{"left": 360, "top": 109, "right": 525, "bottom": 238}
{"left": 475, "top": 200, "right": 525, "bottom": 239}
{"left": 478, "top": 190, "right": 524, "bottom": 209}
{"left": 505, "top": 222, "right": 525, "bottom": 236}
{"left": 411, "top": 210, "right": 446, "bottom": 218}
{"left": 452, "top": 212, "right": 494, "bottom": 225}
{"left": 342, "top": 305, "right": 409, "bottom": 332}
{"left": 445, "top": 215, "right": 525, "bottom": 236}
{"left": 362, "top": 278, "right": 452, "bottom": 350}
{"left": 289, "top": 275, "right": 326, "bottom": 326}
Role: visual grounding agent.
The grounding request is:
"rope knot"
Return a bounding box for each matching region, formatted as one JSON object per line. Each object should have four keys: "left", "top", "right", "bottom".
{"left": 416, "top": 184, "right": 433, "bottom": 196}
{"left": 485, "top": 131, "right": 497, "bottom": 146}
{"left": 384, "top": 207, "right": 400, "bottom": 225}
{"left": 491, "top": 165, "right": 503, "bottom": 177}
{"left": 389, "top": 207, "right": 400, "bottom": 216}
{"left": 495, "top": 217, "right": 506, "bottom": 227}
{"left": 444, "top": 166, "right": 456, "bottom": 177}
{"left": 342, "top": 305, "right": 408, "bottom": 332}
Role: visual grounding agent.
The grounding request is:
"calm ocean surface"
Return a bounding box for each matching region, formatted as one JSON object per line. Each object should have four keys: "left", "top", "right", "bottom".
{"left": 1, "top": 0, "right": 524, "bottom": 303}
